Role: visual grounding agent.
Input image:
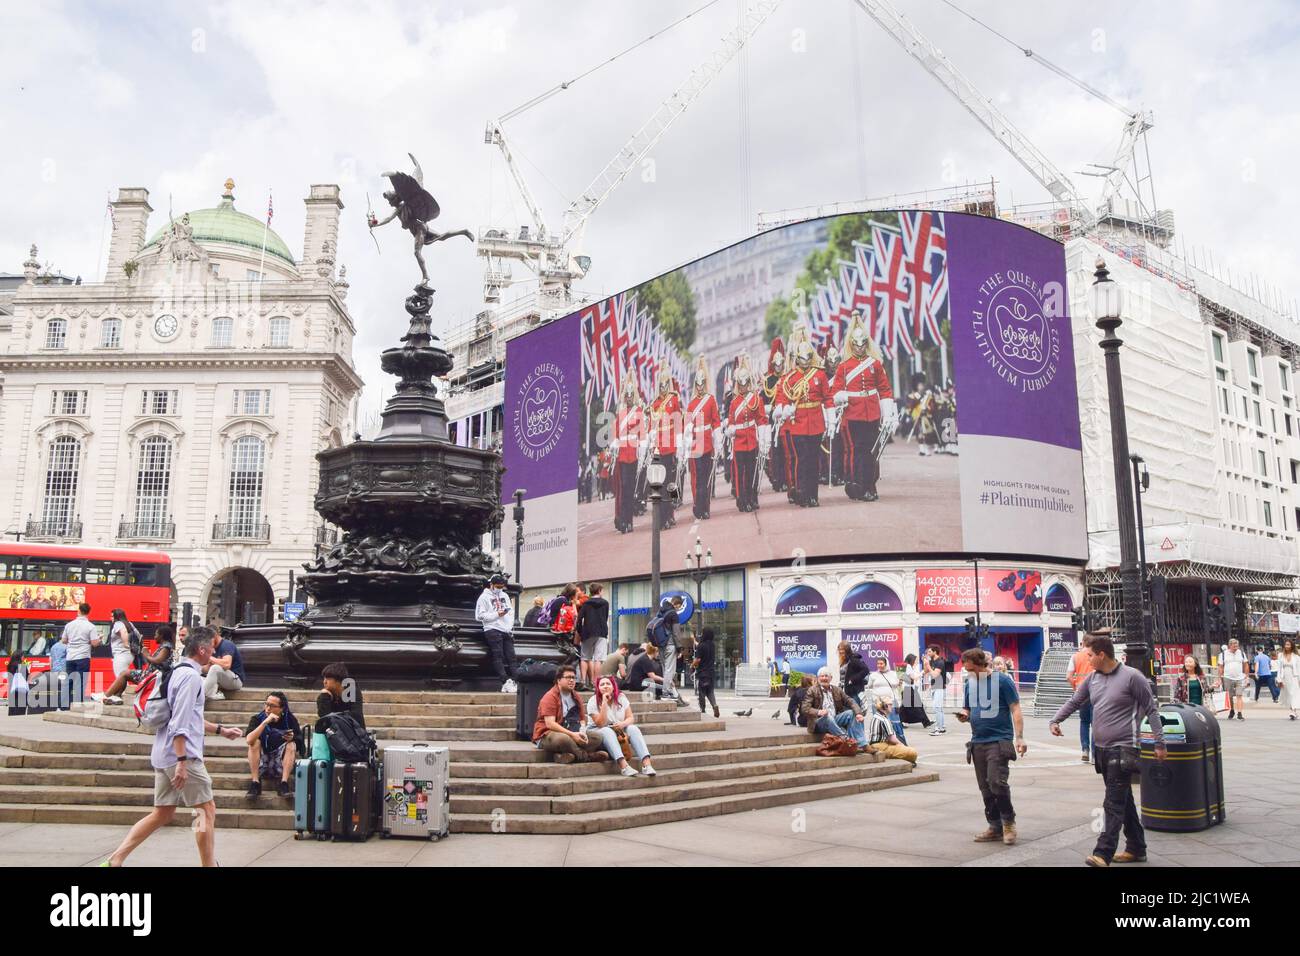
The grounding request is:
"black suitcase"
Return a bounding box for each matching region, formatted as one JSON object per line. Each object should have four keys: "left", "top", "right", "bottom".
{"left": 330, "top": 761, "right": 376, "bottom": 841}
{"left": 515, "top": 679, "right": 554, "bottom": 740}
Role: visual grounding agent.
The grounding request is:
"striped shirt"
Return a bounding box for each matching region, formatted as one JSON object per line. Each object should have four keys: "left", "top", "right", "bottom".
{"left": 867, "top": 711, "right": 894, "bottom": 745}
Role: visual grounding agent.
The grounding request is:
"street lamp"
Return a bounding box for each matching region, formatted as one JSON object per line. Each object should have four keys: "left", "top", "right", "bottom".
{"left": 685, "top": 537, "right": 714, "bottom": 645}
{"left": 1093, "top": 258, "right": 1149, "bottom": 681}
{"left": 646, "top": 455, "right": 667, "bottom": 611}
{"left": 512, "top": 488, "right": 526, "bottom": 623}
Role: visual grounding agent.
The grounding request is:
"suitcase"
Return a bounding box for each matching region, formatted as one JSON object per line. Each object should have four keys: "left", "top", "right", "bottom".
{"left": 330, "top": 761, "right": 376, "bottom": 842}
{"left": 293, "top": 758, "right": 333, "bottom": 840}
{"left": 381, "top": 743, "right": 450, "bottom": 840}
{"left": 514, "top": 675, "right": 553, "bottom": 741}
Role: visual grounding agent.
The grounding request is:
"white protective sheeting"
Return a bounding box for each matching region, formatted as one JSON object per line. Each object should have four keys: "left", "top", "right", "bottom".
{"left": 1066, "top": 240, "right": 1222, "bottom": 555}
{"left": 1088, "top": 522, "right": 1299, "bottom": 577}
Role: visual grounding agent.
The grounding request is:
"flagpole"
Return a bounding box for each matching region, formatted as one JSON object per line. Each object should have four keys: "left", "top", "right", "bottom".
{"left": 98, "top": 192, "right": 112, "bottom": 282}
{"left": 257, "top": 189, "right": 272, "bottom": 281}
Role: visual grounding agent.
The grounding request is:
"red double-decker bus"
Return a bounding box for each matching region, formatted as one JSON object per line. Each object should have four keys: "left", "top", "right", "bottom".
{"left": 0, "top": 542, "right": 172, "bottom": 696}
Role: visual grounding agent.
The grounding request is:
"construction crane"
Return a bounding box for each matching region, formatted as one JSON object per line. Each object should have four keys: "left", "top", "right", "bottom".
{"left": 478, "top": 0, "right": 783, "bottom": 317}
{"left": 784, "top": 0, "right": 1170, "bottom": 243}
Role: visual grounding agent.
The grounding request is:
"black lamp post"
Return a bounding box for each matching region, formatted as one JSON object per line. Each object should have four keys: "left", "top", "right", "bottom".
{"left": 1130, "top": 455, "right": 1150, "bottom": 586}
{"left": 685, "top": 536, "right": 714, "bottom": 643}
{"left": 1093, "top": 258, "right": 1150, "bottom": 681}
{"left": 646, "top": 455, "right": 667, "bottom": 611}
{"left": 512, "top": 488, "right": 526, "bottom": 623}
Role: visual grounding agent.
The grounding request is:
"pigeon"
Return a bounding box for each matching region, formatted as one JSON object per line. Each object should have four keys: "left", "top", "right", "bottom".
{"left": 732, "top": 708, "right": 753, "bottom": 717}
{"left": 771, "top": 710, "right": 781, "bottom": 719}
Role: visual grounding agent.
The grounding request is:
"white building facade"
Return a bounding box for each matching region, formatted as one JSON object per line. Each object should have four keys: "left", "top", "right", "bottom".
{"left": 0, "top": 180, "right": 363, "bottom": 626}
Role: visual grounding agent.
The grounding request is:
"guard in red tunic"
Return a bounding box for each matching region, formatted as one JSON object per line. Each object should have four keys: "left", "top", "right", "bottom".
{"left": 610, "top": 378, "right": 646, "bottom": 533}
{"left": 648, "top": 369, "right": 683, "bottom": 528}
{"left": 762, "top": 338, "right": 787, "bottom": 493}
{"left": 684, "top": 356, "right": 722, "bottom": 520}
{"left": 773, "top": 330, "right": 835, "bottom": 508}
{"left": 831, "top": 311, "right": 896, "bottom": 501}
{"left": 726, "top": 356, "right": 768, "bottom": 512}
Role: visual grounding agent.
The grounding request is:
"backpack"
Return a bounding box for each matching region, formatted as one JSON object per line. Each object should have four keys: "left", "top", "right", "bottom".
{"left": 136, "top": 665, "right": 186, "bottom": 731}
{"left": 320, "top": 711, "right": 376, "bottom": 765}
{"left": 552, "top": 603, "right": 577, "bottom": 635}
{"left": 646, "top": 613, "right": 670, "bottom": 648}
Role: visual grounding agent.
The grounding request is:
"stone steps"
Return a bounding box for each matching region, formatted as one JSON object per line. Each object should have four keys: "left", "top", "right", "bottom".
{"left": 0, "top": 690, "right": 941, "bottom": 836}
{"left": 451, "top": 769, "right": 940, "bottom": 835}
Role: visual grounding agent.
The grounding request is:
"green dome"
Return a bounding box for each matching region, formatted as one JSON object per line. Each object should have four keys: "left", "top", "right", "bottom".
{"left": 144, "top": 186, "right": 296, "bottom": 268}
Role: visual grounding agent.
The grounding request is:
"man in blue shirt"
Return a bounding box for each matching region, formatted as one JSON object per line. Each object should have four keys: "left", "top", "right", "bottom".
{"left": 202, "top": 628, "right": 246, "bottom": 700}
{"left": 1254, "top": 647, "right": 1279, "bottom": 702}
{"left": 957, "top": 647, "right": 1026, "bottom": 847}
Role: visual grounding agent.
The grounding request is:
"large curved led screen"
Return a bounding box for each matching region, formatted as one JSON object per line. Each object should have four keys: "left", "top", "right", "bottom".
{"left": 504, "top": 211, "right": 1087, "bottom": 585}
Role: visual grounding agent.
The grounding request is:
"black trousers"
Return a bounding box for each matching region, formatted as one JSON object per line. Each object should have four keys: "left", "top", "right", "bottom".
{"left": 483, "top": 630, "right": 517, "bottom": 682}
{"left": 971, "top": 740, "right": 1016, "bottom": 827}
{"left": 843, "top": 418, "right": 881, "bottom": 497}
{"left": 1094, "top": 746, "right": 1146, "bottom": 860}
{"left": 614, "top": 460, "right": 637, "bottom": 531}
{"left": 791, "top": 433, "right": 822, "bottom": 505}
{"left": 767, "top": 432, "right": 786, "bottom": 491}
{"left": 690, "top": 453, "right": 713, "bottom": 518}
{"left": 697, "top": 679, "right": 717, "bottom": 712}
{"left": 732, "top": 449, "right": 758, "bottom": 511}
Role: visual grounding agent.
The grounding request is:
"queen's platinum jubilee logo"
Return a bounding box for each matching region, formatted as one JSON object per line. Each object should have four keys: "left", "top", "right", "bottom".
{"left": 970, "top": 267, "right": 1062, "bottom": 393}
{"left": 512, "top": 362, "right": 569, "bottom": 462}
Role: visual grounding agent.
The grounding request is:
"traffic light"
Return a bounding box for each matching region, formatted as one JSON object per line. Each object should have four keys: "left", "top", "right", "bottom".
{"left": 1070, "top": 606, "right": 1090, "bottom": 633}
{"left": 1203, "top": 584, "right": 1225, "bottom": 634}
{"left": 1222, "top": 587, "right": 1236, "bottom": 638}
{"left": 961, "top": 616, "right": 978, "bottom": 649}
{"left": 977, "top": 622, "right": 990, "bottom": 643}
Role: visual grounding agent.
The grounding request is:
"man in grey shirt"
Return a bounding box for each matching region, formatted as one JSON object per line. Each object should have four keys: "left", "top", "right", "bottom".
{"left": 1051, "top": 633, "right": 1166, "bottom": 867}
{"left": 102, "top": 626, "right": 242, "bottom": 867}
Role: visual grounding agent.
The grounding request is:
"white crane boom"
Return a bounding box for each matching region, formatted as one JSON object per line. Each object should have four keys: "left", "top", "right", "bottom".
{"left": 850, "top": 0, "right": 1095, "bottom": 229}
{"left": 1095, "top": 109, "right": 1154, "bottom": 217}
{"left": 484, "top": 121, "right": 550, "bottom": 237}
{"left": 559, "top": 0, "right": 784, "bottom": 247}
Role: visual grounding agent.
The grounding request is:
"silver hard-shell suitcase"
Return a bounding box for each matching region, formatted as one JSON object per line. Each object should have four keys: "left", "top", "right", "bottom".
{"left": 381, "top": 743, "right": 450, "bottom": 839}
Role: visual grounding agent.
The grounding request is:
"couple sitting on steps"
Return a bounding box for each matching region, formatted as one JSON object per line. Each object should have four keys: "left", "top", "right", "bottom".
{"left": 531, "top": 664, "right": 659, "bottom": 777}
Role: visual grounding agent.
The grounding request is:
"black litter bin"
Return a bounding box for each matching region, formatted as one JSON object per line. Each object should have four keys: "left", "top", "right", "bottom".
{"left": 513, "top": 660, "right": 557, "bottom": 741}
{"left": 1138, "top": 701, "right": 1224, "bottom": 832}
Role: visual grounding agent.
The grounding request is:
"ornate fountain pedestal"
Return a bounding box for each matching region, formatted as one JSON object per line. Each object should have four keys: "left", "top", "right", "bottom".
{"left": 234, "top": 284, "right": 568, "bottom": 688}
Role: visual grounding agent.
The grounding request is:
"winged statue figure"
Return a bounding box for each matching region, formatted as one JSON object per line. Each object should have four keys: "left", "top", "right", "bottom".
{"left": 368, "top": 153, "right": 474, "bottom": 286}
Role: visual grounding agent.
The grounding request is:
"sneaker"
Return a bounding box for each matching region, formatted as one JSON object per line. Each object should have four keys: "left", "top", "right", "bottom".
{"left": 89, "top": 692, "right": 106, "bottom": 702}
{"left": 500, "top": 680, "right": 517, "bottom": 694}
{"left": 277, "top": 780, "right": 292, "bottom": 798}
{"left": 1081, "top": 753, "right": 1090, "bottom": 763}
{"left": 245, "top": 781, "right": 262, "bottom": 798}
{"left": 929, "top": 728, "right": 946, "bottom": 736}
{"left": 712, "top": 705, "right": 720, "bottom": 718}
{"left": 973, "top": 827, "right": 1003, "bottom": 843}
{"left": 1237, "top": 712, "right": 1245, "bottom": 720}
{"left": 1002, "top": 824, "right": 1017, "bottom": 846}
{"left": 620, "top": 765, "right": 639, "bottom": 777}
{"left": 640, "top": 763, "right": 657, "bottom": 776}
{"left": 104, "top": 696, "right": 124, "bottom": 706}
{"left": 1112, "top": 851, "right": 1147, "bottom": 863}
{"left": 211, "top": 690, "right": 226, "bottom": 701}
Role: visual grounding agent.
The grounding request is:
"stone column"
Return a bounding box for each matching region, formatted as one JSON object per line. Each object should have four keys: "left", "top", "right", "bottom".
{"left": 302, "top": 184, "right": 343, "bottom": 280}
{"left": 105, "top": 188, "right": 152, "bottom": 280}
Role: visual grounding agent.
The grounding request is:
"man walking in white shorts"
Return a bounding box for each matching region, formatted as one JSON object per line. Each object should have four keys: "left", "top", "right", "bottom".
{"left": 102, "top": 626, "right": 242, "bottom": 867}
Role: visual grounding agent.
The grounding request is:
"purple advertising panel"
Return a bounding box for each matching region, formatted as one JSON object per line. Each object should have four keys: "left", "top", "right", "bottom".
{"left": 775, "top": 584, "right": 827, "bottom": 616}
{"left": 504, "top": 210, "right": 1087, "bottom": 587}
{"left": 502, "top": 312, "right": 581, "bottom": 586}
{"left": 774, "top": 630, "right": 827, "bottom": 677}
{"left": 842, "top": 628, "right": 905, "bottom": 667}
{"left": 840, "top": 582, "right": 903, "bottom": 614}
{"left": 1045, "top": 583, "right": 1074, "bottom": 612}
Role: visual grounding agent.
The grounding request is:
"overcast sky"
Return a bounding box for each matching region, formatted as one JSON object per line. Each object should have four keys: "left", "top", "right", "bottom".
{"left": 4, "top": 0, "right": 1298, "bottom": 418}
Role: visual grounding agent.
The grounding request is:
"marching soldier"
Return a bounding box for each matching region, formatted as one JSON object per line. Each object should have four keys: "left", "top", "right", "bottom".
{"left": 726, "top": 356, "right": 767, "bottom": 512}
{"left": 610, "top": 378, "right": 646, "bottom": 533}
{"left": 831, "top": 312, "right": 896, "bottom": 501}
{"left": 685, "top": 356, "right": 722, "bottom": 520}
{"left": 773, "top": 329, "right": 834, "bottom": 508}
{"left": 762, "top": 338, "right": 787, "bottom": 493}
{"left": 649, "top": 369, "right": 682, "bottom": 528}
{"left": 821, "top": 344, "right": 844, "bottom": 486}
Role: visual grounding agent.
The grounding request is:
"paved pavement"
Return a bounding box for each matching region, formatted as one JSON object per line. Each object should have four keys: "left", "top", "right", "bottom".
{"left": 3, "top": 692, "right": 1296, "bottom": 867}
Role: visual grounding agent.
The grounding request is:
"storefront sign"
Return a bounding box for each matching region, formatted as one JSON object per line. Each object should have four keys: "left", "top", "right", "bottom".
{"left": 840, "top": 582, "right": 902, "bottom": 614}
{"left": 915, "top": 567, "right": 1043, "bottom": 614}
{"left": 775, "top": 584, "right": 827, "bottom": 616}
{"left": 1048, "top": 628, "right": 1076, "bottom": 649}
{"left": 774, "top": 630, "right": 827, "bottom": 676}
{"left": 1278, "top": 613, "right": 1300, "bottom": 634}
{"left": 1045, "top": 583, "right": 1073, "bottom": 613}
{"left": 842, "top": 628, "right": 905, "bottom": 666}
